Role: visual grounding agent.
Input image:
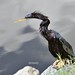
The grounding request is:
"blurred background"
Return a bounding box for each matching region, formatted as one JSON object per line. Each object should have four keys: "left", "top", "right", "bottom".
{"left": 0, "top": 0, "right": 75, "bottom": 75}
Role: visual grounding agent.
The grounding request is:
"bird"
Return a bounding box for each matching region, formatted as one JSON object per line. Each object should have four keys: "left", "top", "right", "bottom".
{"left": 16, "top": 12, "right": 75, "bottom": 68}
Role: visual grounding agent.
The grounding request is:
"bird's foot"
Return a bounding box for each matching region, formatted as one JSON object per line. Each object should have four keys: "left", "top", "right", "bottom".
{"left": 53, "top": 59, "right": 65, "bottom": 69}
{"left": 53, "top": 59, "right": 71, "bottom": 69}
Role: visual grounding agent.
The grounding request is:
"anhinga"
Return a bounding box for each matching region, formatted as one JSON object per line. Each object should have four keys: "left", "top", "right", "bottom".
{"left": 16, "top": 12, "right": 75, "bottom": 68}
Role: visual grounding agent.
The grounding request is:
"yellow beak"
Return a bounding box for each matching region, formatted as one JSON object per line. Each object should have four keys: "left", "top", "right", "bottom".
{"left": 15, "top": 18, "right": 27, "bottom": 22}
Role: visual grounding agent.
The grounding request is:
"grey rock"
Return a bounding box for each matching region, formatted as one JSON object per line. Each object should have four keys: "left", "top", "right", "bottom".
{"left": 41, "top": 65, "right": 57, "bottom": 75}
{"left": 41, "top": 64, "right": 75, "bottom": 75}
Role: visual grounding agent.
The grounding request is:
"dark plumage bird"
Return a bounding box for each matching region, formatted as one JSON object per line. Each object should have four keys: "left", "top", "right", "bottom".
{"left": 16, "top": 12, "right": 75, "bottom": 60}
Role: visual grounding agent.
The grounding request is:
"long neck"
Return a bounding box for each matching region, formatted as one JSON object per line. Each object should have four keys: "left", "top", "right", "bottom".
{"left": 40, "top": 19, "right": 50, "bottom": 31}
{"left": 40, "top": 19, "right": 50, "bottom": 40}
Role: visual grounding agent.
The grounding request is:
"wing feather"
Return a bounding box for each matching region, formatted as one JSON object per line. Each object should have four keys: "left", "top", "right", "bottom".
{"left": 58, "top": 34, "right": 74, "bottom": 57}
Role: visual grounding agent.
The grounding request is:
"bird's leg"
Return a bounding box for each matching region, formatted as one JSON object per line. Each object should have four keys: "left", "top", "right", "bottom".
{"left": 53, "top": 54, "right": 65, "bottom": 69}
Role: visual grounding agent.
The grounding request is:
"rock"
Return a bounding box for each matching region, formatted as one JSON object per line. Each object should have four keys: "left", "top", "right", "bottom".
{"left": 41, "top": 64, "right": 75, "bottom": 75}
{"left": 13, "top": 64, "right": 75, "bottom": 75}
{"left": 41, "top": 65, "right": 57, "bottom": 75}
{"left": 13, "top": 66, "right": 40, "bottom": 75}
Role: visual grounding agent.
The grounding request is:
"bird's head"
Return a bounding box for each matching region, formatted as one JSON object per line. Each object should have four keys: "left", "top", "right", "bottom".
{"left": 16, "top": 12, "right": 48, "bottom": 22}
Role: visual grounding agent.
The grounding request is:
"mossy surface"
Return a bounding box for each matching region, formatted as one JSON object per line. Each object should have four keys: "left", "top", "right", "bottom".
{"left": 41, "top": 64, "right": 75, "bottom": 75}
{"left": 56, "top": 65, "right": 75, "bottom": 75}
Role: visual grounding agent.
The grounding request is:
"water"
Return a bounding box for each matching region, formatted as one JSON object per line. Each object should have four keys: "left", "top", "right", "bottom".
{"left": 0, "top": 0, "right": 75, "bottom": 75}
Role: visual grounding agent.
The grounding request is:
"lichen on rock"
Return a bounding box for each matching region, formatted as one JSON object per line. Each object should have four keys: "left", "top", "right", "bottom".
{"left": 41, "top": 64, "right": 75, "bottom": 75}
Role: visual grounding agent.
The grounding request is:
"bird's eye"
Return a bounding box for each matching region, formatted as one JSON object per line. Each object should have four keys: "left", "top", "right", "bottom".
{"left": 25, "top": 14, "right": 32, "bottom": 18}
